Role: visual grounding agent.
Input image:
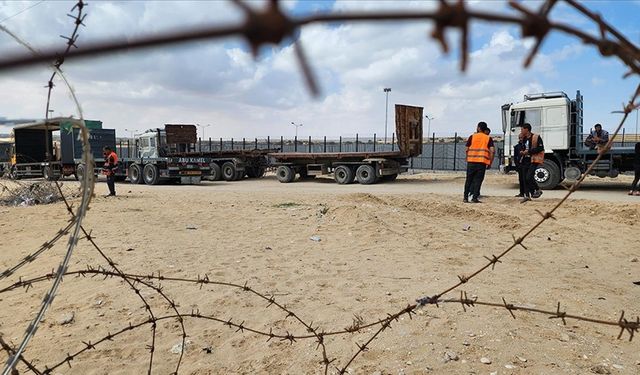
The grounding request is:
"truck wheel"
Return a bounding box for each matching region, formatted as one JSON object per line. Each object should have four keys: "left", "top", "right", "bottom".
{"left": 276, "top": 166, "right": 295, "bottom": 183}
{"left": 534, "top": 160, "right": 561, "bottom": 190}
{"left": 143, "top": 164, "right": 160, "bottom": 185}
{"left": 222, "top": 162, "right": 237, "bottom": 181}
{"left": 334, "top": 165, "right": 355, "bottom": 184}
{"left": 129, "top": 164, "right": 144, "bottom": 184}
{"left": 381, "top": 173, "right": 398, "bottom": 182}
{"left": 356, "top": 164, "right": 377, "bottom": 184}
{"left": 209, "top": 163, "right": 222, "bottom": 181}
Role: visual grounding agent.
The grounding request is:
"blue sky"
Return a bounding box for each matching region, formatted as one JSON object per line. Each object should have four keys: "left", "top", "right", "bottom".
{"left": 0, "top": 0, "right": 638, "bottom": 138}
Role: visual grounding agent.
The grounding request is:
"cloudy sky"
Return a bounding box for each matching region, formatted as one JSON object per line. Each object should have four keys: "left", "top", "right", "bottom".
{"left": 0, "top": 0, "right": 638, "bottom": 139}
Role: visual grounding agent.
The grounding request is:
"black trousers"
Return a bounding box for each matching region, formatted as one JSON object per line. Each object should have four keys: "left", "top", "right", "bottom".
{"left": 631, "top": 167, "right": 640, "bottom": 191}
{"left": 464, "top": 162, "right": 486, "bottom": 200}
{"left": 106, "top": 174, "right": 116, "bottom": 195}
{"left": 516, "top": 165, "right": 526, "bottom": 195}
{"left": 524, "top": 163, "right": 539, "bottom": 197}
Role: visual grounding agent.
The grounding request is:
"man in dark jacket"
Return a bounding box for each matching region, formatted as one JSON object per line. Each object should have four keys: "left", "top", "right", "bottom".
{"left": 514, "top": 133, "right": 526, "bottom": 197}
{"left": 519, "top": 123, "right": 545, "bottom": 203}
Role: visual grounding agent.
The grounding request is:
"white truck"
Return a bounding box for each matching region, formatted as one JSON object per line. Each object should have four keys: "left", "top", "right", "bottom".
{"left": 500, "top": 90, "right": 637, "bottom": 189}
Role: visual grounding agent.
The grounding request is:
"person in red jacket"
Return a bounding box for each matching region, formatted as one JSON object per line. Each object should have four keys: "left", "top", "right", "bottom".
{"left": 102, "top": 146, "right": 118, "bottom": 197}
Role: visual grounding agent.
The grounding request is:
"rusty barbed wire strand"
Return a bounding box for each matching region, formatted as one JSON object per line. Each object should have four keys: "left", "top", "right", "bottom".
{"left": 0, "top": 336, "right": 42, "bottom": 375}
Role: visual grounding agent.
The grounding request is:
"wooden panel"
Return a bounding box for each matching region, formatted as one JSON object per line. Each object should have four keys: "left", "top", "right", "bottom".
{"left": 395, "top": 104, "right": 423, "bottom": 157}
{"left": 165, "top": 124, "right": 197, "bottom": 144}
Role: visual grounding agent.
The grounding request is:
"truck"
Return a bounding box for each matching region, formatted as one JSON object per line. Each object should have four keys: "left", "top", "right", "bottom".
{"left": 0, "top": 139, "right": 11, "bottom": 176}
{"left": 113, "top": 124, "right": 209, "bottom": 185}
{"left": 7, "top": 118, "right": 114, "bottom": 180}
{"left": 155, "top": 125, "right": 274, "bottom": 182}
{"left": 500, "top": 90, "right": 637, "bottom": 189}
{"left": 269, "top": 104, "right": 424, "bottom": 184}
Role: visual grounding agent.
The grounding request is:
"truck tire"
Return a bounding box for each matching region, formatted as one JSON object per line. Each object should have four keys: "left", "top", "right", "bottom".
{"left": 209, "top": 163, "right": 222, "bottom": 181}
{"left": 222, "top": 162, "right": 237, "bottom": 181}
{"left": 334, "top": 165, "right": 355, "bottom": 184}
{"left": 534, "top": 160, "right": 561, "bottom": 190}
{"left": 381, "top": 173, "right": 398, "bottom": 182}
{"left": 356, "top": 164, "right": 377, "bottom": 184}
{"left": 129, "top": 164, "right": 144, "bottom": 184}
{"left": 276, "top": 166, "right": 295, "bottom": 183}
{"left": 143, "top": 164, "right": 160, "bottom": 185}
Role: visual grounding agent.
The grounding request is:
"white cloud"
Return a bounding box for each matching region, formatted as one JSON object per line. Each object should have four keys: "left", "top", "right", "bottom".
{"left": 0, "top": 0, "right": 634, "bottom": 139}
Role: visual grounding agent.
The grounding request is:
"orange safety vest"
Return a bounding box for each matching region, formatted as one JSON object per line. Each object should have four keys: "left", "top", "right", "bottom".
{"left": 466, "top": 132, "right": 491, "bottom": 165}
{"left": 530, "top": 134, "right": 544, "bottom": 164}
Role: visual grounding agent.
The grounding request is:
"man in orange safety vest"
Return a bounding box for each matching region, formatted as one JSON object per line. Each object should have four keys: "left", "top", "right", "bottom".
{"left": 463, "top": 121, "right": 495, "bottom": 203}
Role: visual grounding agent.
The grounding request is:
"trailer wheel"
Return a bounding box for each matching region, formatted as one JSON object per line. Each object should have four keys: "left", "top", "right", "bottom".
{"left": 209, "top": 163, "right": 222, "bottom": 181}
{"left": 129, "top": 164, "right": 144, "bottom": 184}
{"left": 143, "top": 164, "right": 160, "bottom": 185}
{"left": 334, "top": 165, "right": 355, "bottom": 184}
{"left": 355, "top": 165, "right": 377, "bottom": 184}
{"left": 222, "top": 162, "right": 237, "bottom": 181}
{"left": 534, "top": 160, "right": 561, "bottom": 190}
{"left": 381, "top": 173, "right": 398, "bottom": 182}
{"left": 276, "top": 166, "right": 295, "bottom": 183}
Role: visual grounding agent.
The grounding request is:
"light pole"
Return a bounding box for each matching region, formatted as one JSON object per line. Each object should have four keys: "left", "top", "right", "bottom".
{"left": 124, "top": 128, "right": 136, "bottom": 139}
{"left": 291, "top": 122, "right": 303, "bottom": 138}
{"left": 383, "top": 87, "right": 391, "bottom": 143}
{"left": 425, "top": 115, "right": 435, "bottom": 137}
{"left": 196, "top": 123, "right": 211, "bottom": 140}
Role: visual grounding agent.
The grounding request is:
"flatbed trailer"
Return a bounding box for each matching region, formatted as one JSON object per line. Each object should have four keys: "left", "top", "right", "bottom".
{"left": 170, "top": 148, "right": 276, "bottom": 181}
{"left": 269, "top": 104, "right": 424, "bottom": 184}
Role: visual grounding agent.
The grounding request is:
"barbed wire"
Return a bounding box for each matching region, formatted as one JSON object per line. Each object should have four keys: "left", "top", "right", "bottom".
{"left": 0, "top": 0, "right": 639, "bottom": 374}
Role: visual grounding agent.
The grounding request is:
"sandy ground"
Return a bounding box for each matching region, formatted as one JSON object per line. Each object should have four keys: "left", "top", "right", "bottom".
{"left": 1, "top": 172, "right": 639, "bottom": 375}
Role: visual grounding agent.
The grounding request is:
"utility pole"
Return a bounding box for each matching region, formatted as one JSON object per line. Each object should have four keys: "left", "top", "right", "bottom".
{"left": 291, "top": 122, "right": 303, "bottom": 138}
{"left": 383, "top": 88, "right": 391, "bottom": 143}
{"left": 425, "top": 115, "right": 434, "bottom": 137}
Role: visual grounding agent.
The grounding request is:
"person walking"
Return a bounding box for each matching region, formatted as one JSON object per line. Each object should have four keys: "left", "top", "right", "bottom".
{"left": 463, "top": 121, "right": 494, "bottom": 203}
{"left": 102, "top": 146, "right": 118, "bottom": 197}
{"left": 519, "top": 123, "right": 544, "bottom": 203}
{"left": 629, "top": 142, "right": 640, "bottom": 196}
{"left": 514, "top": 133, "right": 526, "bottom": 197}
{"left": 477, "top": 127, "right": 494, "bottom": 198}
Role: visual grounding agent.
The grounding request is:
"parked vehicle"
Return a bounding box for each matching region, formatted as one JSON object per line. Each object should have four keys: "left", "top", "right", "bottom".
{"left": 7, "top": 118, "right": 112, "bottom": 180}
{"left": 113, "top": 124, "right": 209, "bottom": 185}
{"left": 0, "top": 140, "right": 11, "bottom": 177}
{"left": 500, "top": 90, "right": 637, "bottom": 189}
{"left": 269, "top": 104, "right": 424, "bottom": 184}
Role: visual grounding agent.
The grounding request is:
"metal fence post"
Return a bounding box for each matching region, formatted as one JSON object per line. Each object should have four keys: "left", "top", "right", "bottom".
{"left": 392, "top": 133, "right": 395, "bottom": 151}
{"left": 453, "top": 132, "right": 458, "bottom": 171}
{"left": 323, "top": 136, "right": 327, "bottom": 152}
{"left": 255, "top": 137, "right": 258, "bottom": 149}
{"left": 373, "top": 133, "right": 376, "bottom": 151}
{"left": 294, "top": 136, "right": 298, "bottom": 152}
{"left": 242, "top": 137, "right": 246, "bottom": 150}
{"left": 219, "top": 137, "right": 223, "bottom": 151}
{"left": 267, "top": 136, "right": 270, "bottom": 150}
{"left": 355, "top": 133, "right": 359, "bottom": 152}
{"left": 198, "top": 137, "right": 201, "bottom": 152}
{"left": 280, "top": 136, "right": 284, "bottom": 151}
{"left": 431, "top": 132, "right": 435, "bottom": 170}
{"left": 231, "top": 138, "right": 234, "bottom": 150}
{"left": 308, "top": 136, "right": 312, "bottom": 153}
{"left": 339, "top": 136, "right": 342, "bottom": 152}
{"left": 209, "top": 137, "right": 212, "bottom": 152}
{"left": 622, "top": 128, "right": 625, "bottom": 147}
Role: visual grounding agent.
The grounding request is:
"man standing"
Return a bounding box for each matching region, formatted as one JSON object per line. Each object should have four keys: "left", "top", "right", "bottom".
{"left": 102, "top": 146, "right": 118, "bottom": 197}
{"left": 584, "top": 123, "right": 609, "bottom": 150}
{"left": 519, "top": 123, "right": 544, "bottom": 203}
{"left": 514, "top": 133, "right": 526, "bottom": 197}
{"left": 463, "top": 122, "right": 494, "bottom": 203}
